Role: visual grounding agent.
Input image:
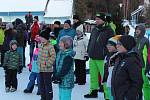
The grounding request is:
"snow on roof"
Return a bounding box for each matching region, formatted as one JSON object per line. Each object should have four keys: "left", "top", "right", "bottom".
{"left": 0, "top": 0, "right": 47, "bottom": 12}
{"left": 44, "top": 0, "right": 73, "bottom": 18}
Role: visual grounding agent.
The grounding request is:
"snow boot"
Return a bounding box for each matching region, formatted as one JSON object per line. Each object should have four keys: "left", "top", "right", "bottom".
{"left": 84, "top": 90, "right": 98, "bottom": 98}
{"left": 10, "top": 88, "right": 17, "bottom": 92}
{"left": 5, "top": 87, "right": 10, "bottom": 92}
{"left": 24, "top": 89, "right": 32, "bottom": 93}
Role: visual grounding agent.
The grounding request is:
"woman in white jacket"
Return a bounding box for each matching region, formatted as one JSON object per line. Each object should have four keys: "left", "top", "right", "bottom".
{"left": 73, "top": 30, "right": 89, "bottom": 85}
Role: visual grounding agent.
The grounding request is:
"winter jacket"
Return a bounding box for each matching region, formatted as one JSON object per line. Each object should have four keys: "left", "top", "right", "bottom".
{"left": 57, "top": 28, "right": 76, "bottom": 43}
{"left": 30, "top": 48, "right": 39, "bottom": 73}
{"left": 73, "top": 35, "right": 88, "bottom": 60}
{"left": 134, "top": 35, "right": 149, "bottom": 69}
{"left": 3, "top": 50, "right": 22, "bottom": 70}
{"left": 38, "top": 42, "right": 56, "bottom": 72}
{"left": 108, "top": 22, "right": 116, "bottom": 33}
{"left": 0, "top": 28, "right": 5, "bottom": 45}
{"left": 30, "top": 22, "right": 40, "bottom": 41}
{"left": 55, "top": 49, "right": 74, "bottom": 88}
{"left": 2, "top": 29, "right": 16, "bottom": 51}
{"left": 87, "top": 24, "right": 114, "bottom": 60}
{"left": 103, "top": 52, "right": 116, "bottom": 83}
{"left": 16, "top": 24, "right": 27, "bottom": 47}
{"left": 111, "top": 51, "right": 143, "bottom": 100}
{"left": 25, "top": 14, "right": 33, "bottom": 25}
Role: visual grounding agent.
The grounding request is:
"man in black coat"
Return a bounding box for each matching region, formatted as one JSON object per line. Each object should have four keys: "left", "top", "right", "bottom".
{"left": 84, "top": 12, "right": 114, "bottom": 99}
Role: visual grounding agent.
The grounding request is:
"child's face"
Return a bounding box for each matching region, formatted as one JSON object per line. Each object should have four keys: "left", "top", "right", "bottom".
{"left": 135, "top": 28, "right": 141, "bottom": 36}
{"left": 11, "top": 44, "right": 17, "bottom": 50}
{"left": 116, "top": 41, "right": 127, "bottom": 53}
{"left": 40, "top": 37, "right": 48, "bottom": 44}
{"left": 106, "top": 44, "right": 116, "bottom": 52}
{"left": 59, "top": 41, "right": 65, "bottom": 50}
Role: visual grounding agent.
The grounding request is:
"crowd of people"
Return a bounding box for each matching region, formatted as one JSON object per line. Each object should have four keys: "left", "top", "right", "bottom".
{"left": 0, "top": 11, "right": 150, "bottom": 100}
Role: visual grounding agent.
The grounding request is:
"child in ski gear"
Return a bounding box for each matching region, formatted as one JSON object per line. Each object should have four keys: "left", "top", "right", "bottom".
{"left": 134, "top": 25, "right": 150, "bottom": 100}
{"left": 38, "top": 29, "right": 56, "bottom": 100}
{"left": 53, "top": 36, "right": 75, "bottom": 100}
{"left": 3, "top": 40, "right": 22, "bottom": 92}
{"left": 103, "top": 35, "right": 120, "bottom": 100}
{"left": 24, "top": 48, "right": 40, "bottom": 95}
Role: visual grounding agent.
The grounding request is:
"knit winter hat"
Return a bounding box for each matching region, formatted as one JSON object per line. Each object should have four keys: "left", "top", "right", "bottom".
{"left": 54, "top": 21, "right": 61, "bottom": 26}
{"left": 39, "top": 29, "right": 50, "bottom": 40}
{"left": 34, "top": 16, "right": 39, "bottom": 21}
{"left": 64, "top": 20, "right": 71, "bottom": 27}
{"left": 59, "top": 36, "right": 73, "bottom": 49}
{"left": 73, "top": 15, "right": 80, "bottom": 20}
{"left": 96, "top": 12, "right": 106, "bottom": 21}
{"left": 107, "top": 35, "right": 121, "bottom": 47}
{"left": 118, "top": 35, "right": 136, "bottom": 51}
{"left": 9, "top": 40, "right": 17, "bottom": 49}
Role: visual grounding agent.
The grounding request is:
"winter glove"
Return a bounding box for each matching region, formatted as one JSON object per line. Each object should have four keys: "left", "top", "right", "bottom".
{"left": 84, "top": 56, "right": 89, "bottom": 61}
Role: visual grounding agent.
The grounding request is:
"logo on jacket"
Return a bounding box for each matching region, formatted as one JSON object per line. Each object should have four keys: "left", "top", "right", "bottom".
{"left": 120, "top": 61, "right": 125, "bottom": 67}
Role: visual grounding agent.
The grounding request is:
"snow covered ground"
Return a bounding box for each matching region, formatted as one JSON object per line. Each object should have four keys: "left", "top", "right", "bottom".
{"left": 0, "top": 67, "right": 105, "bottom": 100}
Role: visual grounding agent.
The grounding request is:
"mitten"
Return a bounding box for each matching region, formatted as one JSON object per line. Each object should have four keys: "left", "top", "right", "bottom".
{"left": 84, "top": 56, "right": 89, "bottom": 61}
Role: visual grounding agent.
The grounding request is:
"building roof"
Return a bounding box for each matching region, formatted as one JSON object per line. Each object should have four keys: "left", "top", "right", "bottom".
{"left": 44, "top": 0, "right": 73, "bottom": 18}
{"left": 0, "top": 0, "right": 47, "bottom": 12}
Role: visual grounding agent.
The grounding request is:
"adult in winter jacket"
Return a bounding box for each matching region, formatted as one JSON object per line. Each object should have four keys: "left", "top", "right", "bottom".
{"left": 53, "top": 21, "right": 63, "bottom": 54}
{"left": 84, "top": 12, "right": 114, "bottom": 99}
{"left": 25, "top": 12, "right": 33, "bottom": 31}
{"left": 16, "top": 23, "right": 27, "bottom": 70}
{"left": 0, "top": 21, "right": 5, "bottom": 52}
{"left": 28, "top": 16, "right": 40, "bottom": 63}
{"left": 73, "top": 30, "right": 89, "bottom": 85}
{"left": 134, "top": 25, "right": 150, "bottom": 100}
{"left": 111, "top": 35, "right": 143, "bottom": 100}
{"left": 57, "top": 20, "right": 76, "bottom": 44}
{"left": 0, "top": 22, "right": 5, "bottom": 65}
